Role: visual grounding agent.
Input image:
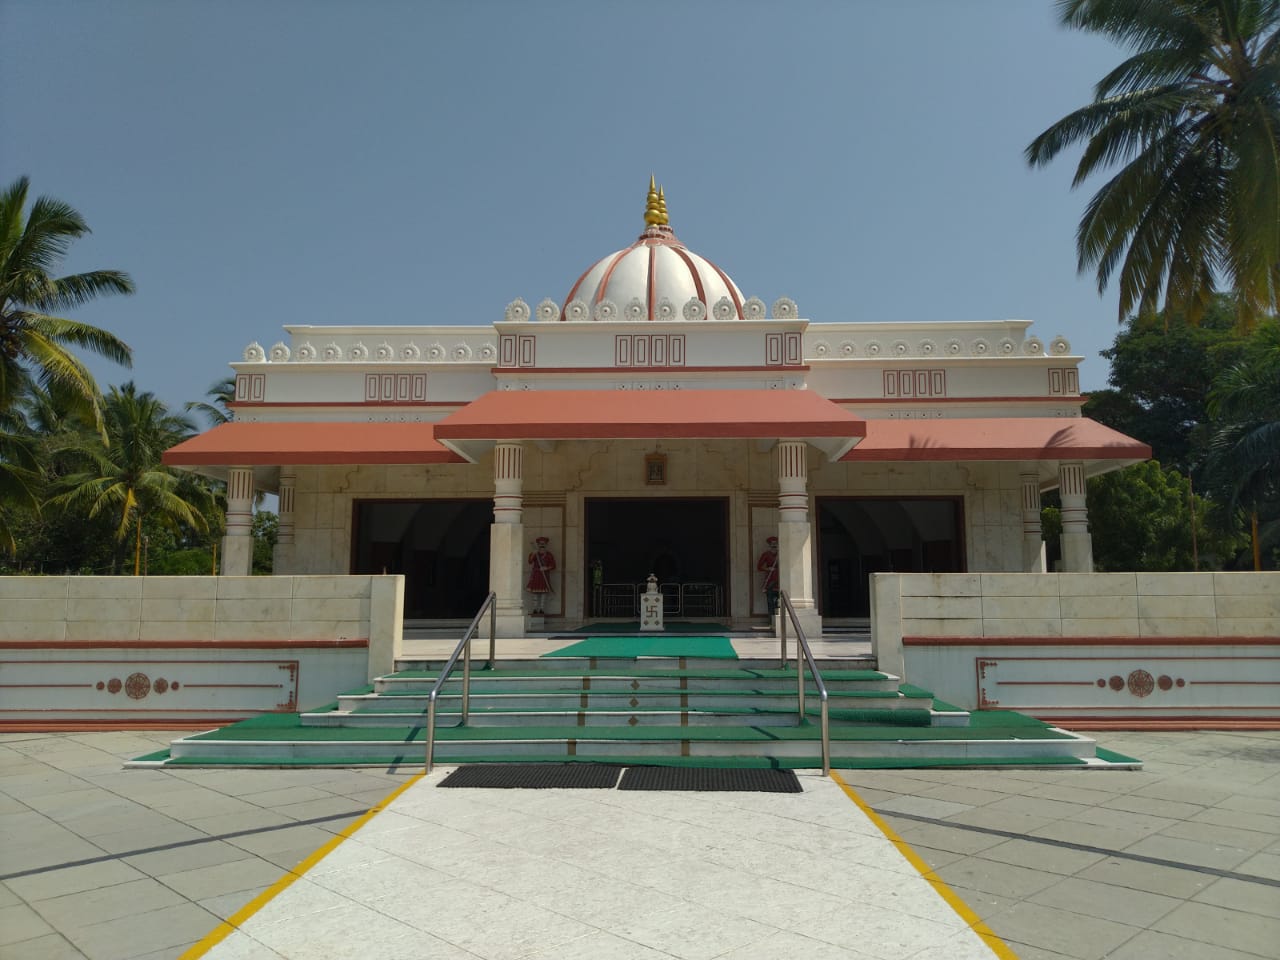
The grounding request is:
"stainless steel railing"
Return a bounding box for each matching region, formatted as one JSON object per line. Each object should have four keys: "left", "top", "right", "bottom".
{"left": 424, "top": 591, "right": 497, "bottom": 774}
{"left": 777, "top": 591, "right": 831, "bottom": 775}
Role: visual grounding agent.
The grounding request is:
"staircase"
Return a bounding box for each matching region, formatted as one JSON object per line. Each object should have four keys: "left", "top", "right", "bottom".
{"left": 139, "top": 649, "right": 1139, "bottom": 770}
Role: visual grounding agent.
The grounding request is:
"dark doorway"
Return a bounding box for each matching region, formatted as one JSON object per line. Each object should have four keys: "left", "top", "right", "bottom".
{"left": 585, "top": 498, "right": 729, "bottom": 619}
{"left": 817, "top": 498, "right": 964, "bottom": 617}
{"left": 352, "top": 500, "right": 491, "bottom": 619}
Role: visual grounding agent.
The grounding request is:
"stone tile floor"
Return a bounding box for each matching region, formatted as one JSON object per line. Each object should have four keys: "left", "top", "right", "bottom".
{"left": 1, "top": 729, "right": 1276, "bottom": 959}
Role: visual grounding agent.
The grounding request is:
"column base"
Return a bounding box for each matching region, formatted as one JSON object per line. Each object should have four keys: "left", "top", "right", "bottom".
{"left": 495, "top": 613, "right": 531, "bottom": 638}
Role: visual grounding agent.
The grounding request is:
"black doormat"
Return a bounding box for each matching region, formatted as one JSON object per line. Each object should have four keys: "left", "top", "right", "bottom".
{"left": 617, "top": 766, "right": 802, "bottom": 793}
{"left": 437, "top": 763, "right": 621, "bottom": 789}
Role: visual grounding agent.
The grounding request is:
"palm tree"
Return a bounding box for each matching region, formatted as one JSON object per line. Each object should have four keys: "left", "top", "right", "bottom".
{"left": 185, "top": 376, "right": 235, "bottom": 427}
{"left": 48, "top": 382, "right": 216, "bottom": 574}
{"left": 0, "top": 176, "right": 133, "bottom": 426}
{"left": 1205, "top": 320, "right": 1280, "bottom": 567}
{"left": 1026, "top": 0, "right": 1280, "bottom": 325}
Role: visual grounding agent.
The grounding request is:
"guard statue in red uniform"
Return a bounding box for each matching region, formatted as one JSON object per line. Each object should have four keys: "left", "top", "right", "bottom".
{"left": 757, "top": 535, "right": 779, "bottom": 614}
{"left": 527, "top": 536, "right": 556, "bottom": 614}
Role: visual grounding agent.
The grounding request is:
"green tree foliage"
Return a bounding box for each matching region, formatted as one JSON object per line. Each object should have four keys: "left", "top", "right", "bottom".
{"left": 0, "top": 177, "right": 133, "bottom": 425}
{"left": 47, "top": 383, "right": 218, "bottom": 574}
{"left": 252, "top": 511, "right": 278, "bottom": 574}
{"left": 1084, "top": 297, "right": 1250, "bottom": 472}
{"left": 1027, "top": 0, "right": 1280, "bottom": 324}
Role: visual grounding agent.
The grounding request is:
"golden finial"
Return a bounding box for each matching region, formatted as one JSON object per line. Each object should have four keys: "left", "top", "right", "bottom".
{"left": 644, "top": 175, "right": 663, "bottom": 226}
{"left": 657, "top": 186, "right": 669, "bottom": 225}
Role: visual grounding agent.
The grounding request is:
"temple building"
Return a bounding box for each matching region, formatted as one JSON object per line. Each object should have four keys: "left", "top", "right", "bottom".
{"left": 165, "top": 180, "right": 1151, "bottom": 637}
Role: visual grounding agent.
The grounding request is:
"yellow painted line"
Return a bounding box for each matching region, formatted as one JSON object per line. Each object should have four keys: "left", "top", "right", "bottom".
{"left": 179, "top": 772, "right": 425, "bottom": 959}
{"left": 831, "top": 771, "right": 1020, "bottom": 960}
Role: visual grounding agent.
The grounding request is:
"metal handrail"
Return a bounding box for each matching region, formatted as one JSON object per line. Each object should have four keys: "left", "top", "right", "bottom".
{"left": 777, "top": 591, "right": 831, "bottom": 775}
{"left": 425, "top": 591, "right": 497, "bottom": 773}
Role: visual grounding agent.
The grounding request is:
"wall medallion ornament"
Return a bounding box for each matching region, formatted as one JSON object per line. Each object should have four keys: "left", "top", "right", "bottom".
{"left": 296, "top": 342, "right": 317, "bottom": 362}
{"left": 682, "top": 297, "right": 707, "bottom": 321}
{"left": 478, "top": 342, "right": 496, "bottom": 361}
{"left": 813, "top": 340, "right": 830, "bottom": 357}
{"left": 945, "top": 338, "right": 963, "bottom": 355}
{"left": 375, "top": 342, "right": 395, "bottom": 361}
{"left": 452, "top": 343, "right": 473, "bottom": 361}
{"left": 742, "top": 296, "right": 766, "bottom": 319}
{"left": 349, "top": 342, "right": 368, "bottom": 361}
{"left": 400, "top": 343, "right": 421, "bottom": 361}
{"left": 971, "top": 338, "right": 990, "bottom": 356}
{"left": 892, "top": 340, "right": 910, "bottom": 356}
{"left": 1050, "top": 336, "right": 1071, "bottom": 355}
{"left": 322, "top": 342, "right": 343, "bottom": 361}
{"left": 771, "top": 297, "right": 798, "bottom": 319}
{"left": 535, "top": 298, "right": 559, "bottom": 323}
{"left": 504, "top": 298, "right": 531, "bottom": 323}
{"left": 243, "top": 342, "right": 266, "bottom": 362}
{"left": 1127, "top": 669, "right": 1155, "bottom": 697}
{"left": 919, "top": 339, "right": 937, "bottom": 356}
{"left": 655, "top": 298, "right": 677, "bottom": 321}
{"left": 624, "top": 298, "right": 646, "bottom": 321}
{"left": 1023, "top": 336, "right": 1044, "bottom": 355}
{"left": 865, "top": 340, "right": 882, "bottom": 357}
{"left": 269, "top": 342, "right": 291, "bottom": 362}
{"left": 840, "top": 341, "right": 856, "bottom": 356}
{"left": 564, "top": 299, "right": 590, "bottom": 322}
{"left": 594, "top": 299, "right": 618, "bottom": 322}
{"left": 712, "top": 296, "right": 736, "bottom": 321}
{"left": 998, "top": 337, "right": 1017, "bottom": 355}
{"left": 125, "top": 672, "right": 151, "bottom": 700}
{"left": 427, "top": 343, "right": 444, "bottom": 360}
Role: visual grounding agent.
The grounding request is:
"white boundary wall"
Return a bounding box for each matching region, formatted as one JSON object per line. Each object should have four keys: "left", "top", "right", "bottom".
{"left": 0, "top": 575, "right": 403, "bottom": 726}
{"left": 871, "top": 573, "right": 1280, "bottom": 722}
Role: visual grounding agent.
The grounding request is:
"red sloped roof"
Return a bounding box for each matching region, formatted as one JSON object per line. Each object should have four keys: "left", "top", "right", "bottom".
{"left": 162, "top": 421, "right": 466, "bottom": 466}
{"left": 841, "top": 417, "right": 1151, "bottom": 462}
{"left": 432, "top": 389, "right": 867, "bottom": 441}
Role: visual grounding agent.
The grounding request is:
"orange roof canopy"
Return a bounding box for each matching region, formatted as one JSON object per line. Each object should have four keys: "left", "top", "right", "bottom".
{"left": 841, "top": 418, "right": 1151, "bottom": 462}
{"left": 163, "top": 421, "right": 465, "bottom": 466}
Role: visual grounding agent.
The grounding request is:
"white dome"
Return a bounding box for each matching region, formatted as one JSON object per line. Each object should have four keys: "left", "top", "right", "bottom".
{"left": 562, "top": 185, "right": 745, "bottom": 321}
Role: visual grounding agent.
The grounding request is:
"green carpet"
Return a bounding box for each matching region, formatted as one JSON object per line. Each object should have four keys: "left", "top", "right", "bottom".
{"left": 543, "top": 635, "right": 738, "bottom": 659}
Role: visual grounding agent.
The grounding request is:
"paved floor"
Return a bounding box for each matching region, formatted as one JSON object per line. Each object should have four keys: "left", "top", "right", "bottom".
{"left": 1, "top": 730, "right": 1277, "bottom": 960}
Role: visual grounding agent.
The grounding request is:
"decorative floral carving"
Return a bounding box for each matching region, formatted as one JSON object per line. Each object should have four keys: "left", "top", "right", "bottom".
{"left": 865, "top": 340, "right": 882, "bottom": 357}
{"left": 269, "top": 342, "right": 290, "bottom": 362}
{"left": 742, "top": 296, "right": 766, "bottom": 319}
{"left": 771, "top": 297, "right": 798, "bottom": 319}
{"left": 945, "top": 338, "right": 963, "bottom": 355}
{"left": 375, "top": 342, "right": 394, "bottom": 361}
{"left": 840, "top": 340, "right": 856, "bottom": 356}
{"left": 1024, "top": 336, "right": 1044, "bottom": 355}
{"left": 427, "top": 343, "right": 444, "bottom": 360}
{"left": 813, "top": 340, "right": 830, "bottom": 357}
{"left": 564, "top": 299, "right": 590, "bottom": 322}
{"left": 655, "top": 298, "right": 677, "bottom": 321}
{"left": 452, "top": 343, "right": 473, "bottom": 361}
{"left": 504, "top": 298, "right": 531, "bottom": 323}
{"left": 107, "top": 678, "right": 122, "bottom": 694}
{"left": 998, "top": 337, "right": 1017, "bottom": 355}
{"left": 624, "top": 298, "right": 646, "bottom": 321}
{"left": 971, "top": 338, "right": 990, "bottom": 356}
{"left": 322, "top": 342, "right": 343, "bottom": 361}
{"left": 125, "top": 672, "right": 151, "bottom": 700}
{"left": 594, "top": 299, "right": 618, "bottom": 322}
{"left": 892, "top": 340, "right": 910, "bottom": 356}
{"left": 349, "top": 342, "right": 368, "bottom": 361}
{"left": 400, "top": 343, "right": 421, "bottom": 361}
{"left": 712, "top": 296, "right": 736, "bottom": 321}
{"left": 1050, "top": 335, "right": 1071, "bottom": 355}
{"left": 1127, "top": 669, "right": 1155, "bottom": 697}
{"left": 154, "top": 678, "right": 169, "bottom": 694}
{"left": 535, "top": 298, "right": 559, "bottom": 323}
{"left": 296, "top": 342, "right": 317, "bottom": 362}
{"left": 478, "top": 342, "right": 496, "bottom": 360}
{"left": 682, "top": 298, "right": 707, "bottom": 321}
{"left": 243, "top": 342, "right": 265, "bottom": 362}
{"left": 919, "top": 339, "right": 937, "bottom": 356}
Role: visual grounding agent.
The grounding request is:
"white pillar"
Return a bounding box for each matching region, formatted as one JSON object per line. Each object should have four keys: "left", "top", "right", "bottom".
{"left": 1021, "top": 471, "right": 1046, "bottom": 573}
{"left": 273, "top": 468, "right": 296, "bottom": 574}
{"left": 489, "top": 442, "right": 528, "bottom": 636}
{"left": 222, "top": 466, "right": 254, "bottom": 576}
{"left": 776, "top": 440, "right": 822, "bottom": 637}
{"left": 1059, "top": 460, "right": 1094, "bottom": 572}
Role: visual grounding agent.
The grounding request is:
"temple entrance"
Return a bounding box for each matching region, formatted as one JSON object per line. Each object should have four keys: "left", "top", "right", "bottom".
{"left": 352, "top": 499, "right": 492, "bottom": 619}
{"left": 584, "top": 498, "right": 729, "bottom": 620}
{"left": 817, "top": 497, "right": 964, "bottom": 617}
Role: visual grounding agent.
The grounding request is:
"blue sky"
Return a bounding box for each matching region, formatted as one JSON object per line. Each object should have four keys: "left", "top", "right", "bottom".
{"left": 2, "top": 1, "right": 1129, "bottom": 416}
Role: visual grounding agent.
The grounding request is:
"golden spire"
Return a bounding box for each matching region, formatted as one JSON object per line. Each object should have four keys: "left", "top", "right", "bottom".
{"left": 657, "top": 186, "right": 669, "bottom": 225}
{"left": 644, "top": 175, "right": 663, "bottom": 226}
